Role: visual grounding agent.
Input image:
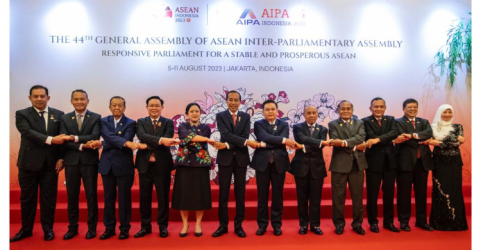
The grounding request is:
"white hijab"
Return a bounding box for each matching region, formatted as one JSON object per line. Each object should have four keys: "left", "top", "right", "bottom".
{"left": 431, "top": 104, "right": 454, "bottom": 140}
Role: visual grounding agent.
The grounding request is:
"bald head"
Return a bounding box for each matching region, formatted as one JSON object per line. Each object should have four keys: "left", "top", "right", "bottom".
{"left": 303, "top": 105, "right": 318, "bottom": 125}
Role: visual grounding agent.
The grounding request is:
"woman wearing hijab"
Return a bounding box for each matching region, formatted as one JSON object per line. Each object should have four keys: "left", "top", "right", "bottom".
{"left": 172, "top": 103, "right": 215, "bottom": 237}
{"left": 428, "top": 104, "right": 468, "bottom": 231}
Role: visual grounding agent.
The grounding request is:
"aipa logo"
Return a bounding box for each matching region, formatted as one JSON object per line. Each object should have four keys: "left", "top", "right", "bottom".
{"left": 237, "top": 9, "right": 260, "bottom": 25}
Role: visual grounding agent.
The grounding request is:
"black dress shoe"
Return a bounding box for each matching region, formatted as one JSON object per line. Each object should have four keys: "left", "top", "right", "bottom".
{"left": 383, "top": 224, "right": 400, "bottom": 232}
{"left": 119, "top": 230, "right": 129, "bottom": 240}
{"left": 10, "top": 230, "right": 32, "bottom": 242}
{"left": 134, "top": 228, "right": 152, "bottom": 238}
{"left": 180, "top": 226, "right": 189, "bottom": 237}
{"left": 335, "top": 226, "right": 344, "bottom": 235}
{"left": 63, "top": 230, "right": 78, "bottom": 240}
{"left": 310, "top": 227, "right": 323, "bottom": 235}
{"left": 212, "top": 226, "right": 227, "bottom": 237}
{"left": 353, "top": 226, "right": 365, "bottom": 235}
{"left": 99, "top": 229, "right": 116, "bottom": 240}
{"left": 299, "top": 227, "right": 308, "bottom": 235}
{"left": 256, "top": 227, "right": 266, "bottom": 236}
{"left": 195, "top": 227, "right": 202, "bottom": 237}
{"left": 85, "top": 230, "right": 97, "bottom": 239}
{"left": 415, "top": 223, "right": 434, "bottom": 231}
{"left": 234, "top": 228, "right": 246, "bottom": 238}
{"left": 400, "top": 223, "right": 411, "bottom": 231}
{"left": 44, "top": 230, "right": 55, "bottom": 241}
{"left": 370, "top": 224, "right": 379, "bottom": 233}
{"left": 159, "top": 228, "right": 168, "bottom": 238}
{"left": 273, "top": 227, "right": 282, "bottom": 236}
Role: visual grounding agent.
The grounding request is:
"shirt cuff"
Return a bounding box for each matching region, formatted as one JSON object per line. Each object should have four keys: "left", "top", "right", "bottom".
{"left": 353, "top": 146, "right": 356, "bottom": 152}
{"left": 158, "top": 137, "right": 163, "bottom": 145}
{"left": 261, "top": 141, "right": 266, "bottom": 148}
{"left": 282, "top": 138, "right": 286, "bottom": 144}
{"left": 302, "top": 144, "right": 306, "bottom": 153}
{"left": 244, "top": 140, "right": 248, "bottom": 146}
{"left": 413, "top": 133, "right": 419, "bottom": 139}
{"left": 75, "top": 136, "right": 79, "bottom": 143}
{"left": 79, "top": 143, "right": 83, "bottom": 151}
{"left": 225, "top": 142, "right": 230, "bottom": 149}
{"left": 343, "top": 140, "right": 348, "bottom": 147}
{"left": 319, "top": 140, "right": 323, "bottom": 148}
{"left": 45, "top": 136, "right": 53, "bottom": 145}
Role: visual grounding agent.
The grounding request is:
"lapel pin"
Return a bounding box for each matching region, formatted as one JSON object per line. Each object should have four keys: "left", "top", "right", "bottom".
{"left": 371, "top": 120, "right": 374, "bottom": 122}
{"left": 118, "top": 131, "right": 122, "bottom": 134}
{"left": 87, "top": 114, "right": 90, "bottom": 117}
{"left": 50, "top": 115, "right": 54, "bottom": 120}
{"left": 316, "top": 127, "right": 319, "bottom": 130}
{"left": 274, "top": 126, "right": 277, "bottom": 131}
{"left": 340, "top": 123, "right": 343, "bottom": 127}
{"left": 120, "top": 123, "right": 123, "bottom": 126}
{"left": 238, "top": 117, "right": 241, "bottom": 122}
{"left": 350, "top": 121, "right": 353, "bottom": 125}
{"left": 384, "top": 118, "right": 386, "bottom": 121}
{"left": 71, "top": 116, "right": 75, "bottom": 120}
{"left": 157, "top": 122, "right": 162, "bottom": 127}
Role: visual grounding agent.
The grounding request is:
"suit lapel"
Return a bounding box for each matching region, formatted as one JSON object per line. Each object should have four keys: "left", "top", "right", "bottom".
{"left": 46, "top": 108, "right": 55, "bottom": 135}
{"left": 233, "top": 112, "right": 242, "bottom": 134}
{"left": 302, "top": 122, "right": 311, "bottom": 137}
{"left": 380, "top": 116, "right": 388, "bottom": 133}
{"left": 403, "top": 116, "right": 415, "bottom": 133}
{"left": 264, "top": 119, "right": 274, "bottom": 135}
{"left": 79, "top": 110, "right": 91, "bottom": 134}
{"left": 115, "top": 116, "right": 127, "bottom": 134}
{"left": 154, "top": 117, "right": 163, "bottom": 136}
{"left": 30, "top": 107, "right": 46, "bottom": 133}
{"left": 311, "top": 123, "right": 321, "bottom": 138}
{"left": 70, "top": 111, "right": 80, "bottom": 134}
{"left": 338, "top": 118, "right": 350, "bottom": 139}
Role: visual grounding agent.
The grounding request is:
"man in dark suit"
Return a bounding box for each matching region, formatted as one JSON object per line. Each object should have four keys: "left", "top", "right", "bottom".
{"left": 251, "top": 99, "right": 300, "bottom": 236}
{"left": 92, "top": 96, "right": 144, "bottom": 240}
{"left": 211, "top": 90, "right": 259, "bottom": 238}
{"left": 59, "top": 89, "right": 101, "bottom": 240}
{"left": 11, "top": 85, "right": 66, "bottom": 242}
{"left": 328, "top": 100, "right": 368, "bottom": 235}
{"left": 361, "top": 97, "right": 400, "bottom": 233}
{"left": 395, "top": 98, "right": 434, "bottom": 231}
{"left": 134, "top": 96, "right": 178, "bottom": 238}
{"left": 291, "top": 105, "right": 331, "bottom": 235}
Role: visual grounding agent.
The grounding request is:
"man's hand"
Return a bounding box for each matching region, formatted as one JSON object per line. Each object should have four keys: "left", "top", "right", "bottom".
{"left": 59, "top": 135, "right": 74, "bottom": 141}
{"left": 137, "top": 143, "right": 148, "bottom": 150}
{"left": 283, "top": 139, "right": 297, "bottom": 148}
{"left": 429, "top": 140, "right": 441, "bottom": 146}
{"left": 81, "top": 143, "right": 92, "bottom": 149}
{"left": 125, "top": 141, "right": 139, "bottom": 150}
{"left": 356, "top": 143, "right": 368, "bottom": 151}
{"left": 330, "top": 139, "right": 344, "bottom": 147}
{"left": 161, "top": 138, "right": 180, "bottom": 146}
{"left": 246, "top": 140, "right": 260, "bottom": 149}
{"left": 393, "top": 135, "right": 406, "bottom": 144}
{"left": 51, "top": 135, "right": 65, "bottom": 145}
{"left": 322, "top": 139, "right": 333, "bottom": 146}
{"left": 293, "top": 143, "right": 304, "bottom": 150}
{"left": 87, "top": 140, "right": 102, "bottom": 149}
{"left": 458, "top": 136, "right": 465, "bottom": 144}
{"left": 366, "top": 138, "right": 381, "bottom": 148}
{"left": 212, "top": 142, "right": 227, "bottom": 150}
{"left": 55, "top": 159, "right": 64, "bottom": 174}
{"left": 420, "top": 138, "right": 432, "bottom": 145}
{"left": 402, "top": 133, "right": 412, "bottom": 140}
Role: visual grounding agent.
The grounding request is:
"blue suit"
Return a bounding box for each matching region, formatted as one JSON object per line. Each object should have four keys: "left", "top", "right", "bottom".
{"left": 98, "top": 115, "right": 136, "bottom": 232}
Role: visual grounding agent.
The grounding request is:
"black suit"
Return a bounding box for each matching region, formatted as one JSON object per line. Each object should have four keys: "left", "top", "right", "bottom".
{"left": 362, "top": 115, "right": 398, "bottom": 226}
{"left": 395, "top": 116, "right": 433, "bottom": 225}
{"left": 98, "top": 115, "right": 136, "bottom": 231}
{"left": 15, "top": 106, "right": 64, "bottom": 233}
{"left": 60, "top": 110, "right": 101, "bottom": 231}
{"left": 291, "top": 122, "right": 327, "bottom": 228}
{"left": 215, "top": 110, "right": 251, "bottom": 229}
{"left": 135, "top": 116, "right": 174, "bottom": 230}
{"left": 328, "top": 118, "right": 367, "bottom": 228}
{"left": 251, "top": 119, "right": 290, "bottom": 229}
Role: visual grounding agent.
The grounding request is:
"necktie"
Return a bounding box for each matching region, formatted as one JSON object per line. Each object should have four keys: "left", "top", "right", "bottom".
{"left": 269, "top": 123, "right": 275, "bottom": 163}
{"left": 232, "top": 113, "right": 236, "bottom": 127}
{"left": 309, "top": 125, "right": 314, "bottom": 136}
{"left": 411, "top": 119, "right": 416, "bottom": 129}
{"left": 377, "top": 118, "right": 382, "bottom": 126}
{"left": 77, "top": 114, "right": 83, "bottom": 131}
{"left": 39, "top": 111, "right": 46, "bottom": 131}
{"left": 152, "top": 119, "right": 157, "bottom": 132}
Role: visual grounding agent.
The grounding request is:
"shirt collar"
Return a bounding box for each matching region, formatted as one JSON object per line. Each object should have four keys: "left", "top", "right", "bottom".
{"left": 114, "top": 115, "right": 123, "bottom": 123}
{"left": 150, "top": 116, "right": 160, "bottom": 121}
{"left": 268, "top": 119, "right": 277, "bottom": 125}
{"left": 75, "top": 109, "right": 87, "bottom": 117}
{"left": 342, "top": 119, "right": 351, "bottom": 123}
{"left": 307, "top": 122, "right": 316, "bottom": 127}
{"left": 229, "top": 110, "right": 238, "bottom": 116}
{"left": 33, "top": 106, "right": 48, "bottom": 114}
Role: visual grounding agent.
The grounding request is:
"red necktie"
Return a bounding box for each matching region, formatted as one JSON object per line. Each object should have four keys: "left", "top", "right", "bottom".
{"left": 153, "top": 119, "right": 157, "bottom": 131}
{"left": 412, "top": 119, "right": 421, "bottom": 158}
{"left": 232, "top": 113, "right": 236, "bottom": 126}
{"left": 150, "top": 119, "right": 157, "bottom": 162}
{"left": 377, "top": 119, "right": 382, "bottom": 126}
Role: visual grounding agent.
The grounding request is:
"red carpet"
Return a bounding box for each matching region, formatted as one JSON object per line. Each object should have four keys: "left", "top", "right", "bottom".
{"left": 9, "top": 218, "right": 471, "bottom": 250}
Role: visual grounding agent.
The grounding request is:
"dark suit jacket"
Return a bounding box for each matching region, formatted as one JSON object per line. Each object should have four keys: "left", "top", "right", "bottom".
{"left": 328, "top": 118, "right": 367, "bottom": 174}
{"left": 98, "top": 115, "right": 136, "bottom": 176}
{"left": 251, "top": 119, "right": 290, "bottom": 174}
{"left": 361, "top": 115, "right": 398, "bottom": 172}
{"left": 135, "top": 116, "right": 174, "bottom": 175}
{"left": 215, "top": 110, "right": 251, "bottom": 167}
{"left": 15, "top": 106, "right": 64, "bottom": 171}
{"left": 395, "top": 116, "right": 434, "bottom": 171}
{"left": 60, "top": 110, "right": 101, "bottom": 166}
{"left": 291, "top": 122, "right": 328, "bottom": 179}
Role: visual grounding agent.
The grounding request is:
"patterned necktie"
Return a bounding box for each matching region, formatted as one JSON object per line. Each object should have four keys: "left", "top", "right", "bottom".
{"left": 309, "top": 125, "right": 314, "bottom": 136}
{"left": 232, "top": 113, "right": 236, "bottom": 126}
{"left": 77, "top": 114, "right": 83, "bottom": 131}
{"left": 39, "top": 111, "right": 46, "bottom": 131}
{"left": 411, "top": 119, "right": 416, "bottom": 129}
{"left": 152, "top": 119, "right": 157, "bottom": 132}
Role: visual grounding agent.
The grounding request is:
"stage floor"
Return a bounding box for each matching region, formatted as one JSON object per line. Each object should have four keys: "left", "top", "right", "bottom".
{"left": 10, "top": 217, "right": 471, "bottom": 250}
